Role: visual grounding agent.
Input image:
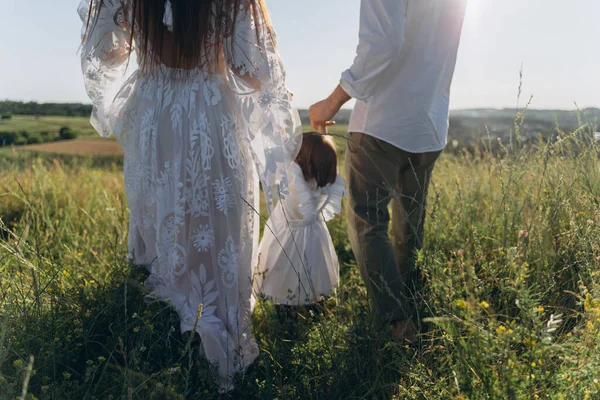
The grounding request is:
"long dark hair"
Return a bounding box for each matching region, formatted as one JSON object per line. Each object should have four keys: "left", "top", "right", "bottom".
{"left": 84, "top": 0, "right": 271, "bottom": 72}
{"left": 295, "top": 132, "right": 338, "bottom": 189}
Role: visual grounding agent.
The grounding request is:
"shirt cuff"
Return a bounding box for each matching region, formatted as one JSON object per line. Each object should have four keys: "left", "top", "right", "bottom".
{"left": 340, "top": 70, "right": 369, "bottom": 101}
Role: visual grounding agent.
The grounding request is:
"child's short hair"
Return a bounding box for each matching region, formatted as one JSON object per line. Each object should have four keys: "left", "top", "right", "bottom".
{"left": 295, "top": 132, "right": 337, "bottom": 188}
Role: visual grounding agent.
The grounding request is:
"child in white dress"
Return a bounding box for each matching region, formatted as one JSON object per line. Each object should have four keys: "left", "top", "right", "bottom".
{"left": 254, "top": 132, "right": 345, "bottom": 305}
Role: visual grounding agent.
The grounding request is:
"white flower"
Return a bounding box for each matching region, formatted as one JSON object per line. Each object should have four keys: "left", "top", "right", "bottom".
{"left": 213, "top": 177, "right": 235, "bottom": 215}
{"left": 218, "top": 237, "right": 239, "bottom": 288}
{"left": 193, "top": 225, "right": 215, "bottom": 252}
{"left": 184, "top": 175, "right": 210, "bottom": 217}
{"left": 258, "top": 90, "right": 277, "bottom": 108}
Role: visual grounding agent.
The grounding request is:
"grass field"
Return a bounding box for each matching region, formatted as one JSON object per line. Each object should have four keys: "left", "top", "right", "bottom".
{"left": 1, "top": 117, "right": 600, "bottom": 399}
{"left": 20, "top": 139, "right": 123, "bottom": 156}
{"left": 0, "top": 115, "right": 97, "bottom": 137}
{"left": 9, "top": 124, "right": 347, "bottom": 157}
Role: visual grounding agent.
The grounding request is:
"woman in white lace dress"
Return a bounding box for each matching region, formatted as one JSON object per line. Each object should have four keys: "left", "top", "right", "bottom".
{"left": 78, "top": 0, "right": 301, "bottom": 390}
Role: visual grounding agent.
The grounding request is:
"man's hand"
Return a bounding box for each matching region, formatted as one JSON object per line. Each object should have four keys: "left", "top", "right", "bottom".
{"left": 309, "top": 98, "right": 338, "bottom": 132}
{"left": 309, "top": 84, "right": 352, "bottom": 131}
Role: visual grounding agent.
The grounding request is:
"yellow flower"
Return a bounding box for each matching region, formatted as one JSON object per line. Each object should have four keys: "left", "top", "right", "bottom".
{"left": 98, "top": 356, "right": 106, "bottom": 362}
{"left": 480, "top": 301, "right": 490, "bottom": 309}
{"left": 13, "top": 359, "right": 23, "bottom": 368}
{"left": 496, "top": 326, "right": 507, "bottom": 334}
{"left": 133, "top": 327, "right": 140, "bottom": 333}
{"left": 455, "top": 299, "right": 467, "bottom": 309}
{"left": 531, "top": 362, "right": 537, "bottom": 367}
{"left": 586, "top": 321, "right": 595, "bottom": 331}
{"left": 536, "top": 306, "right": 545, "bottom": 313}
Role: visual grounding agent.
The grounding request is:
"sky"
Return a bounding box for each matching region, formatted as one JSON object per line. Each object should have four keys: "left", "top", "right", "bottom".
{"left": 0, "top": 0, "right": 598, "bottom": 110}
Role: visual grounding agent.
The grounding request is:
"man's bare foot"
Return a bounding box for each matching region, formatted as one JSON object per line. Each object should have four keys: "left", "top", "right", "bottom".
{"left": 392, "top": 319, "right": 418, "bottom": 344}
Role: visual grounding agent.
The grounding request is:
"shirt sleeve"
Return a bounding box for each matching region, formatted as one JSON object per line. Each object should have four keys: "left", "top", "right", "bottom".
{"left": 340, "top": 0, "right": 407, "bottom": 101}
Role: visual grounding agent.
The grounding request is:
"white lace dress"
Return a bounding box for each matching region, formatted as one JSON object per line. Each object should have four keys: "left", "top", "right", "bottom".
{"left": 78, "top": 0, "right": 301, "bottom": 390}
{"left": 253, "top": 163, "right": 345, "bottom": 305}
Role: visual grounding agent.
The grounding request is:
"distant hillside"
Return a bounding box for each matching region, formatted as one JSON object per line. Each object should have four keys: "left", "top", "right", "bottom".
{"left": 299, "top": 107, "right": 599, "bottom": 146}
{"left": 3, "top": 101, "right": 597, "bottom": 145}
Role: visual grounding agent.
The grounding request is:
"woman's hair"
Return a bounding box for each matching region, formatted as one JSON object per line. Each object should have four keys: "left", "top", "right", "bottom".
{"left": 295, "top": 132, "right": 338, "bottom": 189}
{"left": 84, "top": 0, "right": 271, "bottom": 72}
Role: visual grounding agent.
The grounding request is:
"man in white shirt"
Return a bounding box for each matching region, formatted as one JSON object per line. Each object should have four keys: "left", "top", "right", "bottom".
{"left": 309, "top": 0, "right": 467, "bottom": 343}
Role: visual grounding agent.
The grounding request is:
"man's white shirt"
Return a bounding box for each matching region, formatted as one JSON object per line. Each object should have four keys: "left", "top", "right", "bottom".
{"left": 341, "top": 0, "right": 467, "bottom": 153}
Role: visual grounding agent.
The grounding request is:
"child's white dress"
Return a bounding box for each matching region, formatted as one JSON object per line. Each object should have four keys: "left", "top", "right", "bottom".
{"left": 254, "top": 162, "right": 345, "bottom": 305}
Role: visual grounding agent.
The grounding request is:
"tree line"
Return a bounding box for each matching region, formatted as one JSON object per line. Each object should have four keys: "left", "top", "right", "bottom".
{"left": 0, "top": 101, "right": 92, "bottom": 118}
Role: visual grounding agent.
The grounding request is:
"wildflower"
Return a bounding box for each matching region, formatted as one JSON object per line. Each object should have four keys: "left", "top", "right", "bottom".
{"left": 519, "top": 230, "right": 529, "bottom": 238}
{"left": 480, "top": 301, "right": 490, "bottom": 309}
{"left": 586, "top": 321, "right": 594, "bottom": 331}
{"left": 588, "top": 220, "right": 595, "bottom": 225}
{"left": 13, "top": 359, "right": 23, "bottom": 368}
{"left": 457, "top": 249, "right": 465, "bottom": 258}
{"left": 97, "top": 356, "right": 106, "bottom": 362}
{"left": 455, "top": 299, "right": 467, "bottom": 309}
{"left": 133, "top": 327, "right": 140, "bottom": 333}
{"left": 496, "top": 326, "right": 507, "bottom": 335}
{"left": 536, "top": 306, "right": 545, "bottom": 313}
{"left": 523, "top": 338, "right": 537, "bottom": 347}
{"left": 531, "top": 361, "right": 537, "bottom": 367}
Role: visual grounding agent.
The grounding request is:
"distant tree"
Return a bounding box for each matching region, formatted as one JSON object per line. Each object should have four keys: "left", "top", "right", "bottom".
{"left": 59, "top": 126, "right": 78, "bottom": 140}
{"left": 26, "top": 133, "right": 42, "bottom": 144}
{"left": 0, "top": 101, "right": 93, "bottom": 117}
{"left": 13, "top": 134, "right": 27, "bottom": 146}
{"left": 1, "top": 113, "right": 12, "bottom": 120}
{"left": 0, "top": 131, "right": 16, "bottom": 146}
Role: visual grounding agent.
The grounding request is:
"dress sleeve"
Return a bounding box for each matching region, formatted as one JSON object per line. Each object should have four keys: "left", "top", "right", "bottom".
{"left": 79, "top": 0, "right": 131, "bottom": 138}
{"left": 317, "top": 174, "right": 346, "bottom": 222}
{"left": 224, "top": 1, "right": 303, "bottom": 213}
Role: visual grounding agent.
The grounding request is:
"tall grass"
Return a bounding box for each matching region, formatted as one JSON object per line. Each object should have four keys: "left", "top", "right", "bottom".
{"left": 1, "top": 113, "right": 600, "bottom": 399}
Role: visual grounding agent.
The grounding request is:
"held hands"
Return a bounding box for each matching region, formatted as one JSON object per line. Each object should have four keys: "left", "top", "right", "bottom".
{"left": 309, "top": 84, "right": 352, "bottom": 132}
{"left": 308, "top": 98, "right": 338, "bottom": 132}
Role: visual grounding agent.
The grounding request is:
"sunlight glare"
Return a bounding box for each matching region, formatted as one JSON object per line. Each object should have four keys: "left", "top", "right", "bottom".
{"left": 464, "top": 0, "right": 483, "bottom": 35}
